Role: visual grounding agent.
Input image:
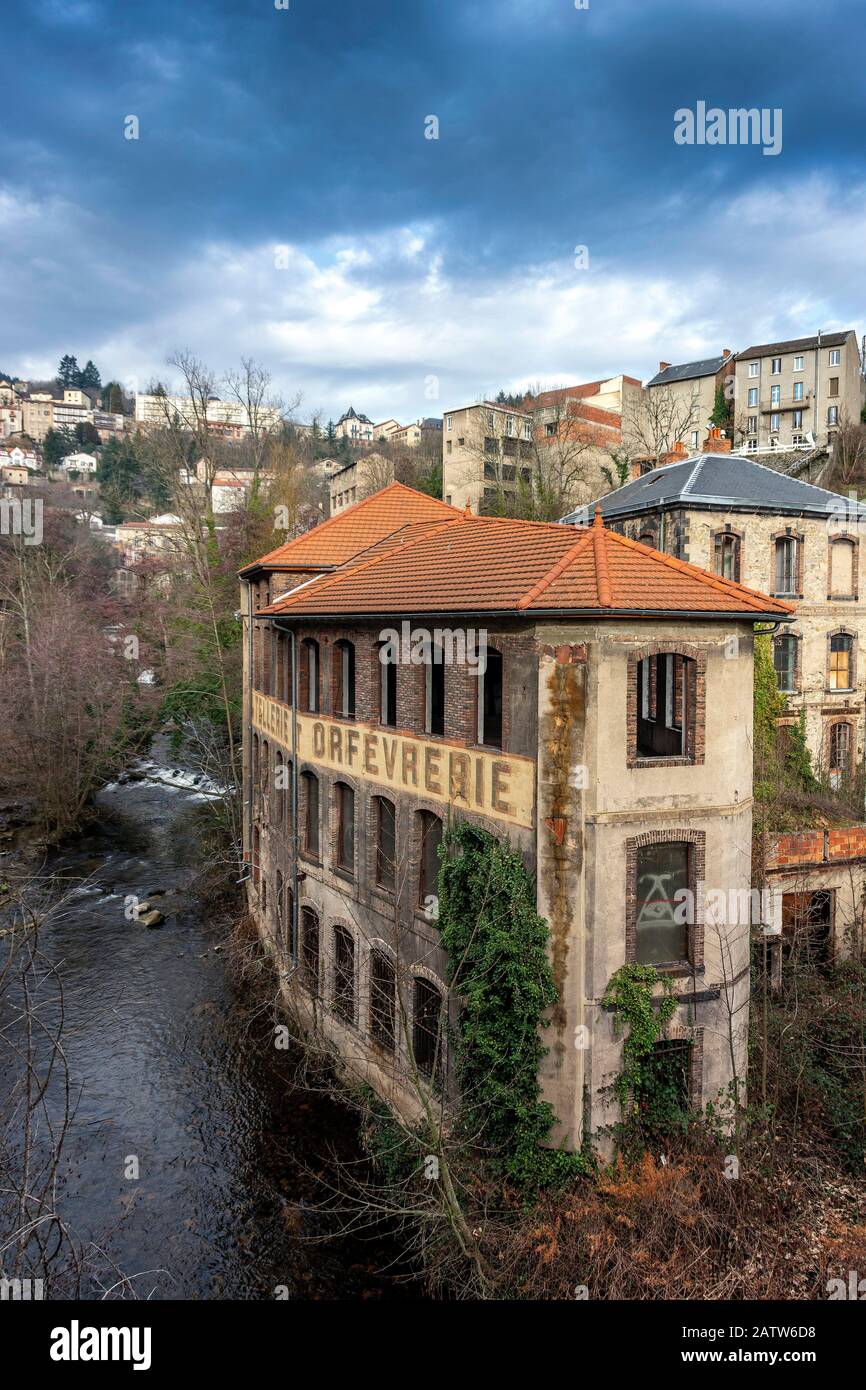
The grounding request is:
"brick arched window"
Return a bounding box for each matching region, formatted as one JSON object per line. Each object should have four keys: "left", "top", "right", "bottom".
{"left": 477, "top": 646, "right": 503, "bottom": 747}
{"left": 412, "top": 976, "right": 444, "bottom": 1081}
{"left": 334, "top": 639, "right": 356, "bottom": 718}
{"left": 331, "top": 924, "right": 356, "bottom": 1023}
{"left": 827, "top": 631, "right": 855, "bottom": 692}
{"left": 300, "top": 906, "right": 320, "bottom": 995}
{"left": 829, "top": 537, "right": 858, "bottom": 600}
{"left": 628, "top": 644, "right": 705, "bottom": 767}
{"left": 829, "top": 721, "right": 852, "bottom": 776}
{"left": 772, "top": 531, "right": 803, "bottom": 597}
{"left": 301, "top": 638, "right": 320, "bottom": 712}
{"left": 626, "top": 829, "right": 705, "bottom": 969}
{"left": 369, "top": 949, "right": 397, "bottom": 1049}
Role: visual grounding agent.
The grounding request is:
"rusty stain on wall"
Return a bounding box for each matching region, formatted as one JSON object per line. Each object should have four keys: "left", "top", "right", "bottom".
{"left": 539, "top": 649, "right": 586, "bottom": 1044}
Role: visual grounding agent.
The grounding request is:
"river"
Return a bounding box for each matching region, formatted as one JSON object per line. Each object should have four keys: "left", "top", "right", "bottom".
{"left": 0, "top": 735, "right": 404, "bottom": 1301}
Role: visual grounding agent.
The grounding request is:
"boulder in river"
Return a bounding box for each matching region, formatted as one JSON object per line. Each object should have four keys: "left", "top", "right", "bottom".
{"left": 138, "top": 909, "right": 165, "bottom": 929}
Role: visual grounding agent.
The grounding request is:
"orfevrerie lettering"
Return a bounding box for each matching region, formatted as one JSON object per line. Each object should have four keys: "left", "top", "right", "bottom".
{"left": 252, "top": 691, "right": 534, "bottom": 829}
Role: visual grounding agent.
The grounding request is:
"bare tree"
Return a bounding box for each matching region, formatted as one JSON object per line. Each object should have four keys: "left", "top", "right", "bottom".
{"left": 623, "top": 382, "right": 702, "bottom": 469}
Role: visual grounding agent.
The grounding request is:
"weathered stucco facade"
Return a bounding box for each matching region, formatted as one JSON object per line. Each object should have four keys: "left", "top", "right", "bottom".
{"left": 239, "top": 483, "right": 790, "bottom": 1152}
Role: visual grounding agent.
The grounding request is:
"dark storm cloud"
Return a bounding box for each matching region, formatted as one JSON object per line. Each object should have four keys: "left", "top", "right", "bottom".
{"left": 3, "top": 0, "right": 865, "bottom": 413}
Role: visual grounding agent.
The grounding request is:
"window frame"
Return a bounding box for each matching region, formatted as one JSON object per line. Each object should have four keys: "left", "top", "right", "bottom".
{"left": 301, "top": 770, "right": 320, "bottom": 860}
{"left": 301, "top": 638, "right": 320, "bottom": 713}
{"left": 424, "top": 642, "right": 445, "bottom": 737}
{"left": 477, "top": 646, "right": 503, "bottom": 748}
{"left": 626, "top": 830, "right": 705, "bottom": 971}
{"left": 773, "top": 633, "right": 798, "bottom": 693}
{"left": 628, "top": 645, "right": 704, "bottom": 768}
{"left": 374, "top": 795, "right": 396, "bottom": 892}
{"left": 331, "top": 924, "right": 356, "bottom": 1024}
{"left": 334, "top": 639, "right": 356, "bottom": 719}
{"left": 335, "top": 780, "right": 355, "bottom": 874}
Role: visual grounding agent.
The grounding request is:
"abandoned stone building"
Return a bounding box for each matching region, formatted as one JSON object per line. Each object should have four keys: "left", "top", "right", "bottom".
{"left": 240, "top": 482, "right": 792, "bottom": 1148}
{"left": 567, "top": 452, "right": 866, "bottom": 780}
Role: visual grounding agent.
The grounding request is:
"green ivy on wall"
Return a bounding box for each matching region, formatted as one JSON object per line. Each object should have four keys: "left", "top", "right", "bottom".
{"left": 438, "top": 821, "right": 588, "bottom": 1190}
{"left": 601, "top": 963, "right": 677, "bottom": 1111}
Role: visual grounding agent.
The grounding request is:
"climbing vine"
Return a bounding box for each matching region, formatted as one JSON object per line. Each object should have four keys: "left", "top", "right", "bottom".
{"left": 438, "top": 821, "right": 588, "bottom": 1190}
{"left": 601, "top": 963, "right": 677, "bottom": 1110}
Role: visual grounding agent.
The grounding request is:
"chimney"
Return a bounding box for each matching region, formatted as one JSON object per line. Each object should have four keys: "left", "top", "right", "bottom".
{"left": 660, "top": 440, "right": 689, "bottom": 466}
{"left": 659, "top": 361, "right": 671, "bottom": 372}
{"left": 722, "top": 348, "right": 731, "bottom": 359}
{"left": 703, "top": 425, "right": 732, "bottom": 454}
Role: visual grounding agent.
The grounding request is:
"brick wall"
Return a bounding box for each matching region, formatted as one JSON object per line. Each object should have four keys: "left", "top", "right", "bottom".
{"left": 765, "top": 826, "right": 866, "bottom": 868}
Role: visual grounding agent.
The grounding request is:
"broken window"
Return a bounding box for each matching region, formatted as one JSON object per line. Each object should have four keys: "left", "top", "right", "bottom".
{"left": 418, "top": 810, "right": 442, "bottom": 907}
{"left": 332, "top": 925, "right": 355, "bottom": 1022}
{"left": 829, "top": 721, "right": 852, "bottom": 775}
{"left": 375, "top": 796, "right": 396, "bottom": 890}
{"left": 425, "top": 642, "right": 445, "bottom": 736}
{"left": 334, "top": 639, "right": 356, "bottom": 718}
{"left": 302, "top": 771, "right": 320, "bottom": 859}
{"left": 335, "top": 781, "right": 354, "bottom": 873}
{"left": 378, "top": 641, "right": 398, "bottom": 727}
{"left": 413, "top": 977, "right": 443, "bottom": 1080}
{"left": 636, "top": 652, "right": 695, "bottom": 760}
{"left": 302, "top": 638, "right": 320, "bottom": 712}
{"left": 478, "top": 646, "right": 503, "bottom": 747}
{"left": 370, "top": 951, "right": 396, "bottom": 1048}
{"left": 782, "top": 890, "right": 832, "bottom": 966}
{"left": 301, "top": 907, "right": 320, "bottom": 994}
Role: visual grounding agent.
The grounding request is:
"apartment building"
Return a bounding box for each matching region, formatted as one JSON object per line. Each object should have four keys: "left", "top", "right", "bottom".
{"left": 239, "top": 483, "right": 791, "bottom": 1149}
{"left": 328, "top": 452, "right": 395, "bottom": 513}
{"left": 732, "top": 330, "right": 864, "bottom": 452}
{"left": 644, "top": 351, "right": 733, "bottom": 457}
{"left": 391, "top": 417, "right": 442, "bottom": 449}
{"left": 373, "top": 419, "right": 402, "bottom": 441}
{"left": 21, "top": 393, "right": 55, "bottom": 442}
{"left": 134, "top": 391, "right": 282, "bottom": 434}
{"left": 442, "top": 377, "right": 642, "bottom": 513}
{"left": 580, "top": 452, "right": 866, "bottom": 777}
{"left": 441, "top": 401, "right": 536, "bottom": 511}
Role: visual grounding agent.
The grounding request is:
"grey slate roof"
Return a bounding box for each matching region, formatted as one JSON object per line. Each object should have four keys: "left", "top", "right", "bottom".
{"left": 561, "top": 453, "right": 866, "bottom": 523}
{"left": 646, "top": 355, "right": 728, "bottom": 388}
{"left": 738, "top": 330, "right": 851, "bottom": 360}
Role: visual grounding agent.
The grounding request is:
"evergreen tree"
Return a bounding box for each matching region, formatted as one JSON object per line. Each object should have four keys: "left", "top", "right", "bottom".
{"left": 74, "top": 421, "right": 101, "bottom": 448}
{"left": 103, "top": 382, "right": 124, "bottom": 413}
{"left": 710, "top": 382, "right": 732, "bottom": 429}
{"left": 78, "top": 359, "right": 101, "bottom": 389}
{"left": 42, "top": 427, "right": 76, "bottom": 470}
{"left": 58, "top": 355, "right": 79, "bottom": 387}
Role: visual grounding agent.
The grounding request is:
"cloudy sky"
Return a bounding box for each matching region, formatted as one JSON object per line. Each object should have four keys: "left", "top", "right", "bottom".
{"left": 3, "top": 0, "right": 865, "bottom": 423}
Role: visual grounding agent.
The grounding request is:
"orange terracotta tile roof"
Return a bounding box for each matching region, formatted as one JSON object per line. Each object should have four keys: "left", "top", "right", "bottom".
{"left": 239, "top": 481, "right": 459, "bottom": 574}
{"left": 259, "top": 506, "right": 795, "bottom": 621}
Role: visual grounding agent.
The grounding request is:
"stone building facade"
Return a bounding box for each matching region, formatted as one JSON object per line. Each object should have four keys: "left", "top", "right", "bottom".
{"left": 240, "top": 482, "right": 791, "bottom": 1150}
{"left": 578, "top": 452, "right": 866, "bottom": 779}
